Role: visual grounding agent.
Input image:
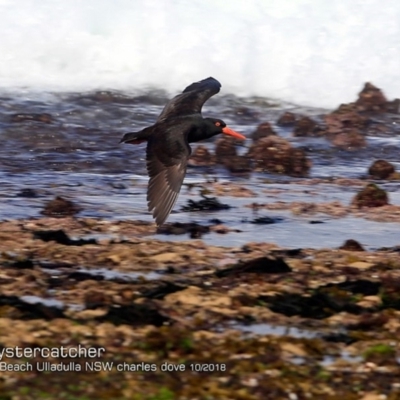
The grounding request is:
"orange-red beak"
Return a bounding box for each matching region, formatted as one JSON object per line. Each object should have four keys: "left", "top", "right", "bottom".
{"left": 222, "top": 127, "right": 246, "bottom": 140}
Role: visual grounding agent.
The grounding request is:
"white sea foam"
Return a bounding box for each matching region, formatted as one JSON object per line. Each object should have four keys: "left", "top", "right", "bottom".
{"left": 0, "top": 0, "right": 399, "bottom": 108}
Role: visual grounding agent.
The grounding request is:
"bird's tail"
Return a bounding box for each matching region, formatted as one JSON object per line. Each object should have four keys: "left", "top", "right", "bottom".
{"left": 119, "top": 126, "right": 152, "bottom": 145}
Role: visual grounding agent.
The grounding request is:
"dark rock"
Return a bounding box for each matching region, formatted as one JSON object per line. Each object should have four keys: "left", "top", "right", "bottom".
{"left": 77, "top": 90, "right": 138, "bottom": 104}
{"left": 381, "top": 275, "right": 400, "bottom": 309}
{"left": 222, "top": 155, "right": 252, "bottom": 173}
{"left": 142, "top": 282, "right": 187, "bottom": 299}
{"left": 322, "top": 105, "right": 369, "bottom": 149}
{"left": 247, "top": 136, "right": 311, "bottom": 177}
{"left": 16, "top": 188, "right": 39, "bottom": 198}
{"left": 216, "top": 256, "right": 292, "bottom": 277}
{"left": 84, "top": 290, "right": 110, "bottom": 309}
{"left": 339, "top": 239, "right": 365, "bottom": 251}
{"left": 211, "top": 225, "right": 230, "bottom": 234}
{"left": 355, "top": 82, "right": 388, "bottom": 113}
{"left": 233, "top": 106, "right": 259, "bottom": 120}
{"left": 351, "top": 313, "right": 389, "bottom": 330}
{"left": 188, "top": 145, "right": 215, "bottom": 167}
{"left": 277, "top": 111, "right": 296, "bottom": 127}
{"left": 6, "top": 258, "right": 34, "bottom": 269}
{"left": 251, "top": 122, "right": 277, "bottom": 142}
{"left": 368, "top": 159, "right": 395, "bottom": 179}
{"left": 351, "top": 183, "right": 389, "bottom": 208}
{"left": 260, "top": 279, "right": 380, "bottom": 319}
{"left": 96, "top": 302, "right": 170, "bottom": 326}
{"left": 181, "top": 196, "right": 231, "bottom": 212}
{"left": 110, "top": 182, "right": 127, "bottom": 189}
{"left": 325, "top": 105, "right": 369, "bottom": 131}
{"left": 215, "top": 137, "right": 237, "bottom": 162}
{"left": 67, "top": 271, "right": 104, "bottom": 282}
{"left": 270, "top": 248, "right": 303, "bottom": 258}
{"left": 157, "top": 222, "right": 210, "bottom": 237}
{"left": 324, "top": 279, "right": 380, "bottom": 295}
{"left": 209, "top": 218, "right": 223, "bottom": 224}
{"left": 0, "top": 295, "right": 64, "bottom": 319}
{"left": 10, "top": 113, "right": 53, "bottom": 123}
{"left": 215, "top": 137, "right": 249, "bottom": 173}
{"left": 321, "top": 332, "right": 357, "bottom": 345}
{"left": 242, "top": 216, "right": 283, "bottom": 224}
{"left": 41, "top": 196, "right": 82, "bottom": 217}
{"left": 251, "top": 216, "right": 278, "bottom": 224}
{"left": 331, "top": 129, "right": 366, "bottom": 149}
{"left": 293, "top": 116, "right": 321, "bottom": 137}
{"left": 386, "top": 98, "right": 400, "bottom": 114}
{"left": 33, "top": 230, "right": 97, "bottom": 246}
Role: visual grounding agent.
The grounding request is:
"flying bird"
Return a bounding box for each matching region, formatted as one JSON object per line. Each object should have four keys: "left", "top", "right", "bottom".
{"left": 120, "top": 77, "right": 246, "bottom": 226}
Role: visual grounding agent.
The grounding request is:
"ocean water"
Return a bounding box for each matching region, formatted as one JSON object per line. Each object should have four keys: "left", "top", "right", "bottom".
{"left": 0, "top": 0, "right": 399, "bottom": 108}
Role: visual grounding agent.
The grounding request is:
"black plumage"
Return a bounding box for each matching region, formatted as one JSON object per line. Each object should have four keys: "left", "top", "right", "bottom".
{"left": 120, "top": 77, "right": 246, "bottom": 226}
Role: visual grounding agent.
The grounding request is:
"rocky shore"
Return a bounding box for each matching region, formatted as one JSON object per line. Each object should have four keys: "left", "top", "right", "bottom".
{"left": 0, "top": 215, "right": 399, "bottom": 399}
{"left": 0, "top": 82, "right": 399, "bottom": 399}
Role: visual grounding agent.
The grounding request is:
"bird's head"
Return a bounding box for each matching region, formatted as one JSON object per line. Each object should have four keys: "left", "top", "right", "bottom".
{"left": 201, "top": 118, "right": 246, "bottom": 141}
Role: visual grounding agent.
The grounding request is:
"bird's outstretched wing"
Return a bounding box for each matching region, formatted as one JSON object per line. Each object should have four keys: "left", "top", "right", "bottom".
{"left": 156, "top": 77, "right": 221, "bottom": 123}
{"left": 145, "top": 132, "right": 190, "bottom": 226}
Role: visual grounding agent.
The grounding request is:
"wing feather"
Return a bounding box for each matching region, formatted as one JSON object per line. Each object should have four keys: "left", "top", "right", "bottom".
{"left": 146, "top": 136, "right": 189, "bottom": 226}
{"left": 156, "top": 77, "right": 221, "bottom": 123}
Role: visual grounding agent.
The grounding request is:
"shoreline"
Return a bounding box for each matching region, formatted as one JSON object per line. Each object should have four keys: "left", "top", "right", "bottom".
{"left": 0, "top": 216, "right": 399, "bottom": 398}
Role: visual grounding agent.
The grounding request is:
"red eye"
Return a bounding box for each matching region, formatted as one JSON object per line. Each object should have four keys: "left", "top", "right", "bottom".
{"left": 215, "top": 122, "right": 221, "bottom": 127}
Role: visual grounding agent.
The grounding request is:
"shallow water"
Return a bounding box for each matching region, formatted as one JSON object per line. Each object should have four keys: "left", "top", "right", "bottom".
{"left": 0, "top": 90, "right": 399, "bottom": 249}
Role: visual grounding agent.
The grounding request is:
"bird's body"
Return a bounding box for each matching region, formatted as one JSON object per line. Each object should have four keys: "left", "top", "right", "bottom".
{"left": 120, "top": 77, "right": 246, "bottom": 226}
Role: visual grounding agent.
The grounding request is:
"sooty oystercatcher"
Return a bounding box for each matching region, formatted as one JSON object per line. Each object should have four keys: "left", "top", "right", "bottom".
{"left": 120, "top": 77, "right": 246, "bottom": 226}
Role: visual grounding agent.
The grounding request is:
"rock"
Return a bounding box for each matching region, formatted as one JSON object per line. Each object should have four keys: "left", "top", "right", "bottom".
{"left": 368, "top": 160, "right": 395, "bottom": 179}
{"left": 348, "top": 261, "right": 375, "bottom": 270}
{"left": 322, "top": 104, "right": 370, "bottom": 149}
{"left": 247, "top": 136, "right": 311, "bottom": 177}
{"left": 355, "top": 82, "right": 388, "bottom": 113}
{"left": 248, "top": 216, "right": 282, "bottom": 225}
{"left": 181, "top": 196, "right": 231, "bottom": 212}
{"left": 188, "top": 145, "right": 215, "bottom": 167}
{"left": 356, "top": 295, "right": 382, "bottom": 309}
{"left": 325, "top": 104, "right": 369, "bottom": 131}
{"left": 331, "top": 129, "right": 366, "bottom": 149}
{"left": 16, "top": 188, "right": 39, "bottom": 198}
{"left": 222, "top": 155, "right": 252, "bottom": 173}
{"left": 165, "top": 286, "right": 232, "bottom": 308}
{"left": 216, "top": 256, "right": 291, "bottom": 277}
{"left": 251, "top": 122, "right": 277, "bottom": 142}
{"left": 77, "top": 90, "right": 137, "bottom": 104}
{"left": 150, "top": 252, "right": 181, "bottom": 263}
{"left": 339, "top": 239, "right": 365, "bottom": 251}
{"left": 84, "top": 290, "right": 110, "bottom": 309}
{"left": 232, "top": 106, "right": 259, "bottom": 121}
{"left": 280, "top": 342, "right": 307, "bottom": 357}
{"left": 215, "top": 137, "right": 237, "bottom": 162}
{"left": 360, "top": 392, "right": 387, "bottom": 400}
{"left": 351, "top": 184, "right": 389, "bottom": 208}
{"left": 214, "top": 137, "right": 251, "bottom": 173}
{"left": 41, "top": 196, "right": 82, "bottom": 217}
{"left": 293, "top": 116, "right": 321, "bottom": 137}
{"left": 210, "top": 224, "right": 229, "bottom": 234}
{"left": 10, "top": 113, "right": 53, "bottom": 123}
{"left": 277, "top": 111, "right": 296, "bottom": 127}
{"left": 157, "top": 223, "right": 210, "bottom": 238}
{"left": 386, "top": 98, "right": 400, "bottom": 114}
{"left": 33, "top": 230, "right": 96, "bottom": 246}
{"left": 96, "top": 302, "right": 170, "bottom": 326}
